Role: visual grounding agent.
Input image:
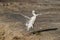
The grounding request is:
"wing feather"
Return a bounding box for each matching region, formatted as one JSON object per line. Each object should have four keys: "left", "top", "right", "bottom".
{"left": 20, "top": 13, "right": 30, "bottom": 20}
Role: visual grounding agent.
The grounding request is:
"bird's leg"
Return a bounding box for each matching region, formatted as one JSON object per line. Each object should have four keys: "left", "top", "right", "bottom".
{"left": 31, "top": 25, "right": 33, "bottom": 29}
{"left": 27, "top": 25, "right": 33, "bottom": 31}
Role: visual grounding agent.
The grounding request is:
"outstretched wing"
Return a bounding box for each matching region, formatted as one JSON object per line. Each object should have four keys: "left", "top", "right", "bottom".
{"left": 20, "top": 13, "right": 30, "bottom": 20}
{"left": 0, "top": 11, "right": 31, "bottom": 23}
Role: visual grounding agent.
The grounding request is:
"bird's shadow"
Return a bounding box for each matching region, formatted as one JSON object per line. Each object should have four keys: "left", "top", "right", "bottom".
{"left": 31, "top": 28, "right": 58, "bottom": 34}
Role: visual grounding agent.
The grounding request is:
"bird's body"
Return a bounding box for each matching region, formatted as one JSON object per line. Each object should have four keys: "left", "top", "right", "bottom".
{"left": 26, "top": 10, "right": 40, "bottom": 31}
{"left": 26, "top": 14, "right": 37, "bottom": 31}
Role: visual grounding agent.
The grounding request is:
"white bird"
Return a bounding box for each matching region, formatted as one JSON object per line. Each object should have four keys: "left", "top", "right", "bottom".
{"left": 26, "top": 10, "right": 42, "bottom": 31}
{"left": 20, "top": 10, "right": 42, "bottom": 31}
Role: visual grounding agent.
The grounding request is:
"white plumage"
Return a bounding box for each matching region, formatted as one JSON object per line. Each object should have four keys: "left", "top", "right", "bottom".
{"left": 26, "top": 10, "right": 41, "bottom": 31}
